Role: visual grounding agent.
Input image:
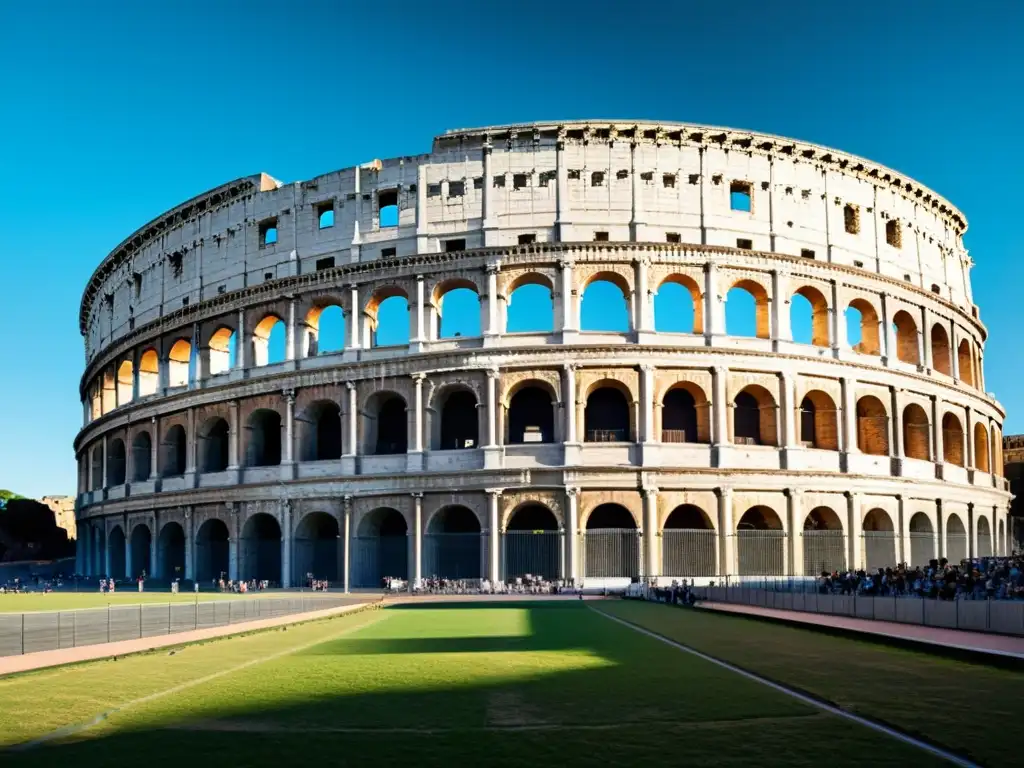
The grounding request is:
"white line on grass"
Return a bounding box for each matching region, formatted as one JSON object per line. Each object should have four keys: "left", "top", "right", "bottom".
{"left": 5, "top": 610, "right": 391, "bottom": 753}
{"left": 590, "top": 606, "right": 979, "bottom": 768}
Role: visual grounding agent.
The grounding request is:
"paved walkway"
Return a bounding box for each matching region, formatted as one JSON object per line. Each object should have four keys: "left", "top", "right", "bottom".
{"left": 699, "top": 601, "right": 1024, "bottom": 660}
{"left": 0, "top": 599, "right": 374, "bottom": 677}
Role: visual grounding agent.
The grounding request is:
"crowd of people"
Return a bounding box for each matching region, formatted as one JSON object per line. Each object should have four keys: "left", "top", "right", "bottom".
{"left": 814, "top": 554, "right": 1024, "bottom": 600}
{"left": 214, "top": 577, "right": 271, "bottom": 593}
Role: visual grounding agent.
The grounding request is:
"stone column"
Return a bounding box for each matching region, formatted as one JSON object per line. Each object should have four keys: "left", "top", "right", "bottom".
{"left": 282, "top": 389, "right": 296, "bottom": 477}
{"left": 847, "top": 492, "right": 862, "bottom": 571}
{"left": 348, "top": 285, "right": 361, "bottom": 350}
{"left": 484, "top": 264, "right": 500, "bottom": 341}
{"left": 185, "top": 408, "right": 197, "bottom": 487}
{"left": 415, "top": 163, "right": 429, "bottom": 254}
{"left": 484, "top": 369, "right": 501, "bottom": 468}
{"left": 228, "top": 505, "right": 239, "bottom": 581}
{"left": 563, "top": 364, "right": 579, "bottom": 465}
{"left": 880, "top": 293, "right": 894, "bottom": 364}
{"left": 704, "top": 262, "right": 725, "bottom": 341}
{"left": 629, "top": 137, "right": 643, "bottom": 241}
{"left": 831, "top": 280, "right": 843, "bottom": 354}
{"left": 412, "top": 373, "right": 425, "bottom": 453}
{"left": 280, "top": 500, "right": 292, "bottom": 588}
{"left": 717, "top": 488, "right": 734, "bottom": 578}
{"left": 566, "top": 487, "right": 579, "bottom": 583}
{"left": 770, "top": 270, "right": 789, "bottom": 346}
{"left": 150, "top": 511, "right": 159, "bottom": 579}
{"left": 840, "top": 377, "right": 857, "bottom": 456}
{"left": 101, "top": 436, "right": 108, "bottom": 493}
{"left": 184, "top": 509, "right": 194, "bottom": 582}
{"left": 787, "top": 489, "right": 804, "bottom": 577}
{"left": 125, "top": 519, "right": 133, "bottom": 580}
{"left": 412, "top": 275, "right": 427, "bottom": 350}
{"left": 634, "top": 257, "right": 652, "bottom": 336}
{"left": 342, "top": 382, "right": 358, "bottom": 474}
{"left": 555, "top": 131, "right": 569, "bottom": 241}
{"left": 149, "top": 417, "right": 159, "bottom": 481}
{"left": 412, "top": 493, "right": 423, "bottom": 587}
{"left": 104, "top": 524, "right": 112, "bottom": 576}
{"left": 482, "top": 140, "right": 496, "bottom": 243}
{"left": 487, "top": 489, "right": 501, "bottom": 583}
{"left": 343, "top": 497, "right": 352, "bottom": 592}
{"left": 932, "top": 394, "right": 944, "bottom": 465}
{"left": 640, "top": 364, "right": 656, "bottom": 443}
{"left": 236, "top": 309, "right": 248, "bottom": 370}
{"left": 643, "top": 488, "right": 659, "bottom": 579}
{"left": 559, "top": 260, "right": 577, "bottom": 337}
{"left": 780, "top": 371, "right": 798, "bottom": 450}
{"left": 711, "top": 366, "right": 729, "bottom": 447}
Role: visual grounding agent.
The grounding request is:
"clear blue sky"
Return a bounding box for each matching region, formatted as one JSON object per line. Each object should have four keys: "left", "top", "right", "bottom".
{"left": 1, "top": 1, "right": 1021, "bottom": 500}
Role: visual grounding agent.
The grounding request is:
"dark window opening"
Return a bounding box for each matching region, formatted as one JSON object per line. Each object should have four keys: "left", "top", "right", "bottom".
{"left": 508, "top": 386, "right": 554, "bottom": 444}
{"left": 663, "top": 173, "right": 676, "bottom": 188}
{"left": 568, "top": 169, "right": 580, "bottom": 180}
{"left": 169, "top": 251, "right": 183, "bottom": 277}
{"left": 264, "top": 272, "right": 274, "bottom": 281}
{"left": 585, "top": 388, "right": 630, "bottom": 442}
{"left": 493, "top": 175, "right": 506, "bottom": 188}
{"left": 931, "top": 284, "right": 941, "bottom": 294}
{"left": 248, "top": 410, "right": 282, "bottom": 467}
{"left": 538, "top": 171, "right": 556, "bottom": 187}
{"left": 445, "top": 238, "right": 466, "bottom": 252}
{"left": 381, "top": 247, "right": 396, "bottom": 259}
{"left": 734, "top": 392, "right": 761, "bottom": 445}
{"left": 440, "top": 391, "right": 479, "bottom": 449}
{"left": 518, "top": 233, "right": 537, "bottom": 245}
{"left": 799, "top": 397, "right": 816, "bottom": 447}
{"left": 640, "top": 171, "right": 654, "bottom": 183}
{"left": 666, "top": 232, "right": 681, "bottom": 244}
{"left": 801, "top": 249, "right": 815, "bottom": 259}
{"left": 317, "top": 202, "right": 334, "bottom": 229}
{"left": 736, "top": 238, "right": 753, "bottom": 250}
{"left": 201, "top": 419, "right": 230, "bottom": 473}
{"left": 378, "top": 190, "right": 398, "bottom": 228}
{"left": 448, "top": 180, "right": 465, "bottom": 197}
{"left": 313, "top": 403, "right": 342, "bottom": 460}
{"left": 375, "top": 398, "right": 407, "bottom": 455}
{"left": 473, "top": 177, "right": 483, "bottom": 190}
{"left": 315, "top": 257, "right": 335, "bottom": 271}
{"left": 730, "top": 181, "right": 752, "bottom": 212}
{"left": 594, "top": 231, "right": 609, "bottom": 242}
{"left": 591, "top": 171, "right": 605, "bottom": 187}
{"left": 513, "top": 174, "right": 529, "bottom": 190}
{"left": 662, "top": 388, "right": 698, "bottom": 443}
{"left": 616, "top": 169, "right": 629, "bottom": 180}
{"left": 886, "top": 218, "right": 902, "bottom": 249}
{"left": 259, "top": 219, "right": 278, "bottom": 247}
{"left": 133, "top": 273, "right": 142, "bottom": 298}
{"left": 843, "top": 204, "right": 860, "bottom": 235}
{"left": 427, "top": 183, "right": 441, "bottom": 197}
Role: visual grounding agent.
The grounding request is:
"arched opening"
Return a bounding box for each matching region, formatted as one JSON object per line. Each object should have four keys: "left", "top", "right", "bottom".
{"left": 799, "top": 391, "right": 839, "bottom": 450}
{"left": 437, "top": 389, "right": 479, "bottom": 450}
{"left": 160, "top": 424, "right": 187, "bottom": 477}
{"left": 908, "top": 512, "right": 935, "bottom": 567}
{"left": 856, "top": 396, "right": 889, "bottom": 456}
{"left": 863, "top": 509, "right": 896, "bottom": 571}
{"left": 199, "top": 418, "right": 230, "bottom": 473}
{"left": 208, "top": 327, "right": 235, "bottom": 375}
{"left": 240, "top": 513, "right": 282, "bottom": 584}
{"left": 101, "top": 370, "right": 116, "bottom": 414}
{"left": 584, "top": 385, "right": 631, "bottom": 442}
{"left": 117, "top": 360, "right": 134, "bottom": 404}
{"left": 365, "top": 393, "right": 407, "bottom": 455}
{"left": 584, "top": 504, "right": 639, "bottom": 578}
{"left": 424, "top": 506, "right": 481, "bottom": 579}
{"left": 974, "top": 423, "right": 991, "bottom": 473}
{"left": 305, "top": 304, "right": 345, "bottom": 356}
{"left": 507, "top": 385, "right": 555, "bottom": 444}
{"left": 654, "top": 276, "right": 702, "bottom": 334}
{"left": 977, "top": 516, "right": 993, "bottom": 558}
{"left": 293, "top": 512, "right": 341, "bottom": 586}
{"left": 845, "top": 299, "right": 880, "bottom": 355}
{"left": 353, "top": 508, "right": 408, "bottom": 587}
{"left": 662, "top": 505, "right": 715, "bottom": 577}
{"left": 957, "top": 340, "right": 975, "bottom": 387}
{"left": 138, "top": 349, "right": 159, "bottom": 397}
{"left": 930, "top": 324, "right": 951, "bottom": 376}
{"left": 253, "top": 315, "right": 286, "bottom": 367}
{"left": 736, "top": 506, "right": 784, "bottom": 575}
{"left": 158, "top": 522, "right": 186, "bottom": 582}
{"left": 802, "top": 507, "right": 845, "bottom": 575}
{"left": 507, "top": 276, "right": 554, "bottom": 333}
{"left": 167, "top": 339, "right": 193, "bottom": 388}
{"left": 107, "top": 526, "right": 126, "bottom": 578}
{"left": 946, "top": 513, "right": 967, "bottom": 564}
{"left": 662, "top": 384, "right": 709, "bottom": 444}
{"left": 892, "top": 310, "right": 920, "bottom": 365}
{"left": 106, "top": 438, "right": 126, "bottom": 486}
{"left": 367, "top": 289, "right": 410, "bottom": 347}
{"left": 194, "top": 519, "right": 228, "bottom": 583}
{"left": 733, "top": 385, "right": 777, "bottom": 447}
{"left": 504, "top": 504, "right": 560, "bottom": 581}
{"left": 130, "top": 524, "right": 151, "bottom": 579}
{"left": 435, "top": 282, "right": 481, "bottom": 339}
{"left": 90, "top": 445, "right": 102, "bottom": 490}
{"left": 726, "top": 280, "right": 770, "bottom": 339}
{"left": 298, "top": 401, "right": 342, "bottom": 461}
{"left": 902, "top": 404, "right": 931, "bottom": 461}
{"left": 131, "top": 431, "right": 152, "bottom": 482}
{"left": 942, "top": 412, "right": 964, "bottom": 466}
{"left": 580, "top": 275, "right": 630, "bottom": 332}
{"left": 246, "top": 409, "right": 282, "bottom": 467}
{"left": 791, "top": 286, "right": 829, "bottom": 347}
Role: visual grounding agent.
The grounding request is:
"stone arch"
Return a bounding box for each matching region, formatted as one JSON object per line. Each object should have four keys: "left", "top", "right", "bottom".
{"left": 506, "top": 502, "right": 559, "bottom": 531}
{"left": 240, "top": 512, "right": 282, "bottom": 583}
{"left": 584, "top": 503, "right": 639, "bottom": 579}
{"left": 363, "top": 391, "right": 408, "bottom": 455}
{"left": 129, "top": 523, "right": 151, "bottom": 578}
{"left": 158, "top": 521, "right": 186, "bottom": 582}
{"left": 957, "top": 339, "right": 975, "bottom": 387}
{"left": 902, "top": 403, "right": 931, "bottom": 461}
{"left": 138, "top": 348, "right": 159, "bottom": 397}
{"left": 506, "top": 272, "right": 554, "bottom": 333}
{"left": 736, "top": 506, "right": 784, "bottom": 576}
{"left": 506, "top": 381, "right": 557, "bottom": 444}
{"left": 580, "top": 271, "right": 631, "bottom": 332}
{"left": 107, "top": 438, "right": 126, "bottom": 486}
{"left": 863, "top": 508, "right": 897, "bottom": 570}
{"left": 131, "top": 430, "right": 152, "bottom": 482}
{"left": 856, "top": 395, "right": 889, "bottom": 456}
{"left": 432, "top": 278, "right": 481, "bottom": 339}
{"left": 116, "top": 359, "right": 134, "bottom": 404}
{"left": 107, "top": 524, "right": 126, "bottom": 578}
{"left": 364, "top": 285, "right": 410, "bottom": 347}
{"left": 791, "top": 285, "right": 830, "bottom": 347}
{"left": 732, "top": 384, "right": 777, "bottom": 447}
{"left": 942, "top": 412, "right": 965, "bottom": 466}
{"left": 293, "top": 511, "right": 341, "bottom": 585}
{"left": 160, "top": 423, "right": 187, "bottom": 477}
{"left": 892, "top": 310, "right": 920, "bottom": 365}
{"left": 304, "top": 301, "right": 345, "bottom": 356}
{"left": 908, "top": 511, "right": 935, "bottom": 567}
{"left": 654, "top": 273, "right": 703, "bottom": 334}
{"left": 194, "top": 518, "right": 228, "bottom": 583}
{"left": 431, "top": 385, "right": 479, "bottom": 450}
{"left": 974, "top": 422, "right": 990, "bottom": 473}
{"left": 504, "top": 502, "right": 561, "bottom": 581}
{"left": 253, "top": 314, "right": 286, "bottom": 366}
{"left": 246, "top": 408, "right": 282, "bottom": 467}
{"left": 846, "top": 298, "right": 880, "bottom": 355}
{"left": 977, "top": 514, "right": 993, "bottom": 558}
{"left": 423, "top": 505, "right": 481, "bottom": 580}
{"left": 199, "top": 417, "right": 230, "bottom": 473}
{"left": 298, "top": 400, "right": 342, "bottom": 461}
{"left": 584, "top": 380, "right": 632, "bottom": 442}
{"left": 167, "top": 339, "right": 193, "bottom": 388}
{"left": 661, "top": 382, "right": 710, "bottom": 444}
{"left": 991, "top": 424, "right": 1003, "bottom": 476}
{"left": 661, "top": 504, "right": 716, "bottom": 578}
{"left": 946, "top": 512, "right": 968, "bottom": 564}
{"left": 799, "top": 390, "right": 839, "bottom": 451}
{"left": 930, "top": 324, "right": 951, "bottom": 376}
{"left": 208, "top": 326, "right": 235, "bottom": 375}
{"left": 727, "top": 278, "right": 770, "bottom": 339}
{"left": 353, "top": 507, "right": 408, "bottom": 587}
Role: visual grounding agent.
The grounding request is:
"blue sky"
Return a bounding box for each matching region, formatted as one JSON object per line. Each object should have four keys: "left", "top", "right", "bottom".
{"left": 0, "top": 1, "right": 1021, "bottom": 499}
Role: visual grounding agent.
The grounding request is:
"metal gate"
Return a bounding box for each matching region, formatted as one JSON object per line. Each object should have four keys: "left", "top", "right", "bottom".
{"left": 422, "top": 533, "right": 481, "bottom": 579}
{"left": 660, "top": 530, "right": 717, "bottom": 577}
{"left": 801, "top": 530, "right": 846, "bottom": 576}
{"left": 583, "top": 529, "right": 640, "bottom": 578}
{"left": 350, "top": 535, "right": 408, "bottom": 588}
{"left": 736, "top": 530, "right": 785, "bottom": 576}
{"left": 909, "top": 532, "right": 935, "bottom": 567}
{"left": 945, "top": 533, "right": 968, "bottom": 565}
{"left": 240, "top": 538, "right": 282, "bottom": 584}
{"left": 292, "top": 536, "right": 341, "bottom": 585}
{"left": 502, "top": 531, "right": 561, "bottom": 581}
{"left": 862, "top": 532, "right": 897, "bottom": 571}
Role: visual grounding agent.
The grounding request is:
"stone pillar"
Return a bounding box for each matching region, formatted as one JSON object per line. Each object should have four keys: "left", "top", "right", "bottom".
{"left": 228, "top": 505, "right": 239, "bottom": 581}
{"left": 104, "top": 524, "right": 111, "bottom": 576}
{"left": 228, "top": 401, "right": 240, "bottom": 470}
{"left": 704, "top": 262, "right": 725, "bottom": 341}
{"left": 487, "top": 489, "right": 501, "bottom": 583}
{"left": 412, "top": 493, "right": 423, "bottom": 587}
{"left": 847, "top": 492, "right": 862, "bottom": 571}
{"left": 880, "top": 293, "right": 895, "bottom": 364}
{"left": 484, "top": 369, "right": 501, "bottom": 468}
{"left": 283, "top": 389, "right": 296, "bottom": 475}
{"left": 125, "top": 520, "right": 133, "bottom": 580}
{"left": 566, "top": 487, "right": 579, "bottom": 583}
{"left": 780, "top": 371, "right": 798, "bottom": 449}
{"left": 150, "top": 511, "right": 159, "bottom": 579}
{"left": 342, "top": 382, "right": 358, "bottom": 474}
{"left": 184, "top": 510, "right": 194, "bottom": 582}
{"left": 149, "top": 417, "right": 159, "bottom": 480}
{"left": 236, "top": 309, "right": 248, "bottom": 370}
{"left": 343, "top": 497, "right": 352, "bottom": 592}
{"left": 185, "top": 408, "right": 197, "bottom": 487}
{"left": 950, "top": 321, "right": 961, "bottom": 381}
{"left": 101, "top": 436, "right": 108, "bottom": 492}
{"left": 281, "top": 501, "right": 292, "bottom": 588}
{"left": 643, "top": 488, "right": 659, "bottom": 579}
{"left": 412, "top": 275, "right": 427, "bottom": 349}
{"left": 415, "top": 163, "right": 429, "bottom": 254}
{"left": 787, "top": 489, "right": 804, "bottom": 577}
{"left": 770, "top": 270, "right": 790, "bottom": 345}
{"left": 640, "top": 364, "right": 656, "bottom": 443}
{"left": 412, "top": 373, "right": 425, "bottom": 453}
{"left": 348, "top": 285, "right": 361, "bottom": 350}
{"left": 555, "top": 131, "right": 569, "bottom": 241}
{"left": 711, "top": 366, "right": 728, "bottom": 446}
{"left": 920, "top": 306, "right": 932, "bottom": 370}
{"left": 932, "top": 394, "right": 944, "bottom": 465}
{"left": 717, "top": 488, "right": 734, "bottom": 578}
{"left": 890, "top": 388, "right": 903, "bottom": 460}
{"left": 563, "top": 364, "right": 579, "bottom": 465}
{"left": 840, "top": 377, "right": 857, "bottom": 456}
{"left": 634, "top": 257, "right": 651, "bottom": 336}
{"left": 484, "top": 264, "right": 500, "bottom": 341}
{"left": 559, "top": 260, "right": 577, "bottom": 336}
{"left": 630, "top": 137, "right": 643, "bottom": 241}
{"left": 831, "top": 280, "right": 843, "bottom": 354}
{"left": 482, "top": 140, "right": 496, "bottom": 242}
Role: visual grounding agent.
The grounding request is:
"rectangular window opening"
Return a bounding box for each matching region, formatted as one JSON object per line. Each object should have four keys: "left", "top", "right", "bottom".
{"left": 591, "top": 171, "right": 605, "bottom": 187}
{"left": 736, "top": 238, "right": 753, "bottom": 250}
{"left": 568, "top": 169, "right": 581, "bottom": 180}
{"left": 133, "top": 273, "right": 142, "bottom": 298}
{"left": 445, "top": 238, "right": 466, "bottom": 252}
{"left": 381, "top": 247, "right": 396, "bottom": 259}
{"left": 538, "top": 171, "right": 556, "bottom": 187}
{"left": 666, "top": 232, "right": 681, "bottom": 244}
{"left": 801, "top": 249, "right": 815, "bottom": 259}
{"left": 513, "top": 173, "right": 529, "bottom": 190}
{"left": 730, "top": 181, "right": 752, "bottom": 212}
{"left": 315, "top": 256, "right": 335, "bottom": 271}
{"left": 259, "top": 219, "right": 278, "bottom": 247}
{"left": 427, "top": 183, "right": 441, "bottom": 197}
{"left": 378, "top": 190, "right": 399, "bottom": 228}
{"left": 640, "top": 171, "right": 654, "bottom": 184}
{"left": 593, "top": 231, "right": 609, "bottom": 242}
{"left": 264, "top": 272, "right": 274, "bottom": 281}
{"left": 316, "top": 202, "right": 334, "bottom": 229}
{"left": 518, "top": 233, "right": 537, "bottom": 245}
{"left": 662, "top": 173, "right": 676, "bottom": 188}
{"left": 844, "top": 204, "right": 860, "bottom": 235}
{"left": 448, "top": 180, "right": 465, "bottom": 198}
{"left": 615, "top": 169, "right": 629, "bottom": 180}
{"left": 473, "top": 177, "right": 484, "bottom": 190}
{"left": 853, "top": 260, "right": 865, "bottom": 268}
{"left": 886, "top": 218, "right": 902, "bottom": 249}
{"left": 493, "top": 175, "right": 506, "bottom": 188}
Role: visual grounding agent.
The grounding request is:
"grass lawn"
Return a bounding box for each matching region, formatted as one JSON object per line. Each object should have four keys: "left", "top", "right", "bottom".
{"left": 602, "top": 600, "right": 1022, "bottom": 767}
{"left": 0, "top": 600, "right": 961, "bottom": 767}
{"left": 0, "top": 591, "right": 331, "bottom": 613}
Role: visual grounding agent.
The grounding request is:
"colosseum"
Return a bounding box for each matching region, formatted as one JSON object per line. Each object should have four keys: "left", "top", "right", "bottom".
{"left": 73, "top": 120, "right": 1012, "bottom": 589}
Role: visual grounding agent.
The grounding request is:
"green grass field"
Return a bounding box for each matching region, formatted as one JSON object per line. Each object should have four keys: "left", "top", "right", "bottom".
{"left": 0, "top": 599, "right": 1017, "bottom": 767}
{"left": 0, "top": 591, "right": 294, "bottom": 613}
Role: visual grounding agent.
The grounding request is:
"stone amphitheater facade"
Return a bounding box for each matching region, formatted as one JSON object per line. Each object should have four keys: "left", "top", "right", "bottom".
{"left": 73, "top": 120, "right": 1011, "bottom": 588}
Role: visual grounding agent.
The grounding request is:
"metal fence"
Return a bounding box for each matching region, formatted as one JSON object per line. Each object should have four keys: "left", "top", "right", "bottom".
{"left": 695, "top": 585, "right": 1024, "bottom": 637}
{"left": 661, "top": 530, "right": 717, "bottom": 577}
{"left": 0, "top": 595, "right": 358, "bottom": 658}
{"left": 350, "top": 535, "right": 408, "bottom": 588}
{"left": 422, "top": 533, "right": 481, "bottom": 580}
{"left": 583, "top": 529, "right": 641, "bottom": 578}
{"left": 502, "top": 531, "right": 562, "bottom": 581}
{"left": 801, "top": 531, "right": 846, "bottom": 576}
{"left": 863, "top": 532, "right": 898, "bottom": 572}
{"left": 736, "top": 530, "right": 785, "bottom": 576}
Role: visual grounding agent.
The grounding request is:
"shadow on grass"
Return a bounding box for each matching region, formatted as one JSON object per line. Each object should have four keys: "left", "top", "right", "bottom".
{"left": 2, "top": 601, "right": 925, "bottom": 768}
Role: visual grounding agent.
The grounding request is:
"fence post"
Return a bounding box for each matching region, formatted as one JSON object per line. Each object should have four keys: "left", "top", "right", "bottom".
{"left": 21, "top": 613, "right": 25, "bottom": 655}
